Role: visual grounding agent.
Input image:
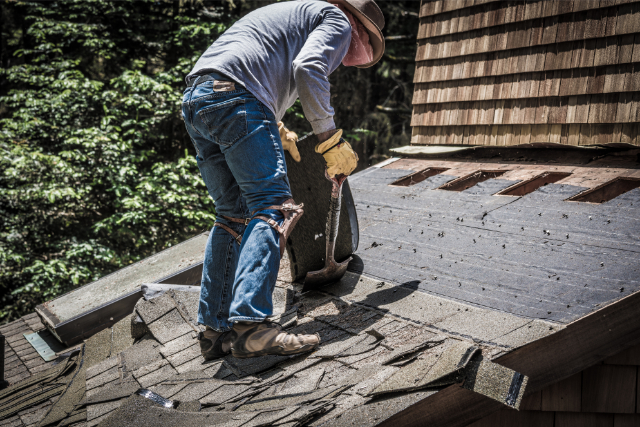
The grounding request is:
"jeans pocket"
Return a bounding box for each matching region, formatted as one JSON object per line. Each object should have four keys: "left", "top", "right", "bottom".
{"left": 198, "top": 98, "right": 248, "bottom": 147}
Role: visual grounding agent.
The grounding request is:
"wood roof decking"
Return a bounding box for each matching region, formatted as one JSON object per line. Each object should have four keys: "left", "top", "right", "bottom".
{"left": 412, "top": 0, "right": 640, "bottom": 146}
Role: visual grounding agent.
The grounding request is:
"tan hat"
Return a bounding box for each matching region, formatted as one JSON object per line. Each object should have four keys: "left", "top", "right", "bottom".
{"left": 330, "top": 0, "right": 385, "bottom": 68}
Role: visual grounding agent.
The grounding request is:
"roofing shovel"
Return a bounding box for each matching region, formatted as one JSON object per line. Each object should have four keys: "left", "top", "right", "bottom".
{"left": 303, "top": 171, "right": 352, "bottom": 290}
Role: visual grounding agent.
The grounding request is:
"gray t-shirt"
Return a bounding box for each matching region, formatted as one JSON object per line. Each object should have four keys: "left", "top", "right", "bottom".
{"left": 187, "top": 0, "right": 351, "bottom": 134}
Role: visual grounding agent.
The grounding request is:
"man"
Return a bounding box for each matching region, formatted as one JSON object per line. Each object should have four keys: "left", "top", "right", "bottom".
{"left": 182, "top": 0, "right": 385, "bottom": 360}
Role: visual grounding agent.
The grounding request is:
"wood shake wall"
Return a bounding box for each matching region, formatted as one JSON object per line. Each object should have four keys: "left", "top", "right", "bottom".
{"left": 411, "top": 0, "right": 640, "bottom": 146}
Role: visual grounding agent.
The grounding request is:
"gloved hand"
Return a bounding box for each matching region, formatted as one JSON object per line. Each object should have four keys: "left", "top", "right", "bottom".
{"left": 314, "top": 129, "right": 358, "bottom": 177}
{"left": 278, "top": 122, "right": 301, "bottom": 162}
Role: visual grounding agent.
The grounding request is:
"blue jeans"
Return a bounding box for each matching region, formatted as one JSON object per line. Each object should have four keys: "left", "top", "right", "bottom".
{"left": 182, "top": 73, "right": 292, "bottom": 331}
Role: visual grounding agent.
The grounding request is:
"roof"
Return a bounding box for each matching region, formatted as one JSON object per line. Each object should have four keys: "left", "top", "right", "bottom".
{"left": 2, "top": 149, "right": 640, "bottom": 426}
{"left": 0, "top": 273, "right": 527, "bottom": 427}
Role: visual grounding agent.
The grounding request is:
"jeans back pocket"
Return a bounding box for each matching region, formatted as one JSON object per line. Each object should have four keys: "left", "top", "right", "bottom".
{"left": 198, "top": 98, "right": 248, "bottom": 147}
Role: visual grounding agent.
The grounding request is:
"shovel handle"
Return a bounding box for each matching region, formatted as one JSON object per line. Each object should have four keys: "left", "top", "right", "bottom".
{"left": 324, "top": 173, "right": 347, "bottom": 262}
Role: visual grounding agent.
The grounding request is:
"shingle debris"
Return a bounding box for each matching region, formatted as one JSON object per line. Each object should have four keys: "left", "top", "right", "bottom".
{"left": 2, "top": 283, "right": 529, "bottom": 427}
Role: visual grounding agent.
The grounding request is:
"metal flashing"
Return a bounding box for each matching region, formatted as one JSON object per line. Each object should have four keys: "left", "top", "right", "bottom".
{"left": 24, "top": 331, "right": 65, "bottom": 362}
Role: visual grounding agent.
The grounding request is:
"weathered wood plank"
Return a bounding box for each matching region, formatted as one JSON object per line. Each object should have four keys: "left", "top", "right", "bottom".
{"left": 582, "top": 365, "right": 637, "bottom": 413}
{"left": 540, "top": 372, "right": 582, "bottom": 412}
{"left": 604, "top": 343, "right": 640, "bottom": 365}
{"left": 555, "top": 412, "right": 614, "bottom": 427}
{"left": 467, "top": 408, "right": 554, "bottom": 427}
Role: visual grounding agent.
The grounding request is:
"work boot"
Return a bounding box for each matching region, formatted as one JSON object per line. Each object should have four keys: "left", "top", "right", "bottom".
{"left": 198, "top": 326, "right": 231, "bottom": 361}
{"left": 229, "top": 321, "right": 320, "bottom": 358}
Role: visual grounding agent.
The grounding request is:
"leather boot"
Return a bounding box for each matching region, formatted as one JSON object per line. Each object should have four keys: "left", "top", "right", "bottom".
{"left": 198, "top": 326, "right": 231, "bottom": 361}
{"left": 229, "top": 321, "right": 320, "bottom": 358}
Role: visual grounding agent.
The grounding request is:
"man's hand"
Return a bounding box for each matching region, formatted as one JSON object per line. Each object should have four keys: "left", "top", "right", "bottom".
{"left": 278, "top": 122, "right": 301, "bottom": 162}
{"left": 314, "top": 129, "right": 358, "bottom": 177}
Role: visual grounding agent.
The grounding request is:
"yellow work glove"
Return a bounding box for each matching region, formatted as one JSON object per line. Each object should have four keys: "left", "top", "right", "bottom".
{"left": 278, "top": 121, "right": 301, "bottom": 162}
{"left": 314, "top": 129, "right": 359, "bottom": 177}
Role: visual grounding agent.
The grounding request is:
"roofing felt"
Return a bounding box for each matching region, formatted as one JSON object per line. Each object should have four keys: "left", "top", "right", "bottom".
{"left": 345, "top": 159, "right": 640, "bottom": 324}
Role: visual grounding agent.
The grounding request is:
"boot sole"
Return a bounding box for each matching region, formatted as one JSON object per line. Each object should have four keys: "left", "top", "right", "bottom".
{"left": 231, "top": 343, "right": 319, "bottom": 359}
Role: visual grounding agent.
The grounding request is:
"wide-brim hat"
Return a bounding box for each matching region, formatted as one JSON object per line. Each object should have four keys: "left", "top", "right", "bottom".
{"left": 330, "top": 0, "right": 385, "bottom": 68}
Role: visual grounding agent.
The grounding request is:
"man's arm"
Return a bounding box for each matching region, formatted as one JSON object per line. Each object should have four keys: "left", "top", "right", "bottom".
{"left": 292, "top": 8, "right": 351, "bottom": 140}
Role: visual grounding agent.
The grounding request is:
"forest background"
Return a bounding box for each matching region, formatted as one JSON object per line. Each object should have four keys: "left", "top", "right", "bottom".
{"left": 0, "top": 0, "right": 419, "bottom": 323}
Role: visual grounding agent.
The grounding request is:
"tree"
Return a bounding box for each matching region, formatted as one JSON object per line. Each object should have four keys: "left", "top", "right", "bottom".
{"left": 0, "top": 0, "right": 230, "bottom": 321}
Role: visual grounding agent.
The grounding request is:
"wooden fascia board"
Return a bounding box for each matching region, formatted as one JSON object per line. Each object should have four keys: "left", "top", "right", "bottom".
{"left": 495, "top": 289, "right": 640, "bottom": 392}
{"left": 378, "top": 290, "right": 640, "bottom": 427}
{"left": 378, "top": 386, "right": 503, "bottom": 427}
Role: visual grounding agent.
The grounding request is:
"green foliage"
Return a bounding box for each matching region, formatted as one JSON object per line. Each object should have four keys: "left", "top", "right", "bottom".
{"left": 0, "top": 0, "right": 229, "bottom": 322}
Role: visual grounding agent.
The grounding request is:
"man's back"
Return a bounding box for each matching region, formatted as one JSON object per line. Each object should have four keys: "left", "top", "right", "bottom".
{"left": 188, "top": 0, "right": 351, "bottom": 134}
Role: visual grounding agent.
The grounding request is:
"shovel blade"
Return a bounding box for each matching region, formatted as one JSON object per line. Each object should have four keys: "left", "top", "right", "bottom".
{"left": 303, "top": 256, "right": 352, "bottom": 291}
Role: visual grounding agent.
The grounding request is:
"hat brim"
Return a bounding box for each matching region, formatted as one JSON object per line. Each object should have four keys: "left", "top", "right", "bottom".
{"left": 332, "top": 0, "right": 385, "bottom": 68}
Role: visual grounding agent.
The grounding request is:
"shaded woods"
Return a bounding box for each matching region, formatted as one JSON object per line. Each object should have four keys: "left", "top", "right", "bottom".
{"left": 0, "top": 0, "right": 418, "bottom": 322}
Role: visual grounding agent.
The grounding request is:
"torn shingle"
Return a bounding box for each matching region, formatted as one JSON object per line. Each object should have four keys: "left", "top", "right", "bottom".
{"left": 86, "top": 357, "right": 119, "bottom": 382}
{"left": 145, "top": 309, "right": 194, "bottom": 345}
{"left": 352, "top": 366, "right": 398, "bottom": 396}
{"left": 415, "top": 339, "right": 478, "bottom": 388}
{"left": 147, "top": 382, "right": 189, "bottom": 399}
{"left": 270, "top": 306, "right": 299, "bottom": 330}
{"left": 369, "top": 350, "right": 441, "bottom": 396}
{"left": 199, "top": 383, "right": 254, "bottom": 405}
{"left": 462, "top": 354, "right": 528, "bottom": 409}
{"left": 336, "top": 346, "right": 386, "bottom": 368}
{"left": 36, "top": 347, "right": 87, "bottom": 426}
{"left": 110, "top": 315, "right": 136, "bottom": 356}
{"left": 238, "top": 385, "right": 348, "bottom": 412}
{"left": 159, "top": 333, "right": 198, "bottom": 358}
{"left": 318, "top": 390, "right": 434, "bottom": 427}
{"left": 86, "top": 377, "right": 140, "bottom": 404}
{"left": 165, "top": 344, "right": 201, "bottom": 369}
{"left": 134, "top": 361, "right": 178, "bottom": 389}
{"left": 83, "top": 328, "right": 113, "bottom": 369}
{"left": 175, "top": 357, "right": 209, "bottom": 374}
{"left": 86, "top": 365, "right": 119, "bottom": 391}
{"left": 223, "top": 354, "right": 290, "bottom": 378}
{"left": 168, "top": 380, "right": 228, "bottom": 402}
{"left": 273, "top": 401, "right": 335, "bottom": 426}
{"left": 311, "top": 334, "right": 367, "bottom": 359}
{"left": 175, "top": 400, "right": 201, "bottom": 412}
{"left": 86, "top": 398, "right": 123, "bottom": 425}
{"left": 381, "top": 334, "right": 446, "bottom": 365}
{"left": 370, "top": 339, "right": 478, "bottom": 396}
{"left": 135, "top": 291, "right": 177, "bottom": 325}
{"left": 243, "top": 406, "right": 299, "bottom": 427}
{"left": 278, "top": 366, "right": 326, "bottom": 395}
{"left": 131, "top": 358, "right": 169, "bottom": 381}
{"left": 119, "top": 335, "right": 163, "bottom": 372}
{"left": 171, "top": 291, "right": 200, "bottom": 322}
{"left": 95, "top": 393, "right": 252, "bottom": 427}
{"left": 57, "top": 407, "right": 86, "bottom": 427}
{"left": 336, "top": 333, "right": 381, "bottom": 357}
{"left": 0, "top": 352, "right": 80, "bottom": 420}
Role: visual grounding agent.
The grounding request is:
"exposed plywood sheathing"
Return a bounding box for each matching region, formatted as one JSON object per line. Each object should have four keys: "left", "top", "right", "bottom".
{"left": 413, "top": 0, "right": 640, "bottom": 146}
